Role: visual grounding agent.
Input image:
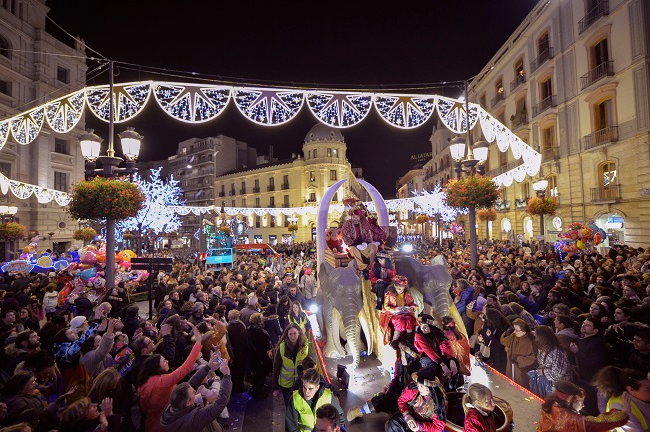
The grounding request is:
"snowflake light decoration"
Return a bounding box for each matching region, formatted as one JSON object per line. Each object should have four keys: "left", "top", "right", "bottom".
{"left": 412, "top": 184, "right": 466, "bottom": 222}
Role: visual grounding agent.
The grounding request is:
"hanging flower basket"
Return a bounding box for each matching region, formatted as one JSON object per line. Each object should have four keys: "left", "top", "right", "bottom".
{"left": 219, "top": 226, "right": 231, "bottom": 236}
{"left": 67, "top": 177, "right": 145, "bottom": 221}
{"left": 0, "top": 222, "right": 26, "bottom": 241}
{"left": 415, "top": 214, "right": 430, "bottom": 224}
{"left": 167, "top": 232, "right": 179, "bottom": 238}
{"left": 73, "top": 227, "right": 97, "bottom": 242}
{"left": 477, "top": 208, "right": 498, "bottom": 222}
{"left": 123, "top": 232, "right": 135, "bottom": 240}
{"left": 287, "top": 224, "right": 299, "bottom": 232}
{"left": 444, "top": 175, "right": 501, "bottom": 208}
{"left": 527, "top": 196, "right": 558, "bottom": 216}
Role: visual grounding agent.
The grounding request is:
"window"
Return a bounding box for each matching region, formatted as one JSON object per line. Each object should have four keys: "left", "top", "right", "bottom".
{"left": 521, "top": 181, "right": 530, "bottom": 199}
{"left": 269, "top": 197, "right": 275, "bottom": 207}
{"left": 592, "top": 38, "right": 609, "bottom": 69}
{"left": 270, "top": 216, "right": 276, "bottom": 227}
{"left": 479, "top": 94, "right": 486, "bottom": 108}
{"left": 499, "top": 148, "right": 508, "bottom": 167}
{"left": 547, "top": 175, "right": 558, "bottom": 197}
{"left": 269, "top": 177, "right": 274, "bottom": 187}
{"left": 54, "top": 171, "right": 69, "bottom": 192}
{"left": 309, "top": 171, "right": 315, "bottom": 182}
{"left": 242, "top": 199, "right": 246, "bottom": 207}
{"left": 0, "top": 36, "right": 10, "bottom": 58}
{"left": 255, "top": 216, "right": 261, "bottom": 228}
{"left": 333, "top": 193, "right": 338, "bottom": 202}
{"left": 255, "top": 198, "right": 260, "bottom": 207}
{"left": 542, "top": 125, "right": 555, "bottom": 150}
{"left": 283, "top": 195, "right": 289, "bottom": 207}
{"left": 0, "top": 162, "right": 10, "bottom": 177}
{"left": 254, "top": 179, "right": 259, "bottom": 190}
{"left": 594, "top": 99, "right": 613, "bottom": 131}
{"left": 327, "top": 148, "right": 332, "bottom": 157}
{"left": 599, "top": 161, "right": 617, "bottom": 188}
{"left": 283, "top": 174, "right": 289, "bottom": 188}
{"left": 330, "top": 170, "right": 337, "bottom": 181}
{"left": 515, "top": 58, "right": 525, "bottom": 78}
{"left": 541, "top": 78, "right": 552, "bottom": 100}
{"left": 309, "top": 192, "right": 316, "bottom": 202}
{"left": 57, "top": 66, "right": 70, "bottom": 84}
{"left": 0, "top": 79, "right": 11, "bottom": 96}
{"left": 313, "top": 149, "right": 317, "bottom": 158}
{"left": 220, "top": 185, "right": 225, "bottom": 195}
{"left": 332, "top": 148, "right": 338, "bottom": 157}
{"left": 231, "top": 200, "right": 235, "bottom": 207}
{"left": 538, "top": 32, "right": 550, "bottom": 55}
{"left": 496, "top": 79, "right": 504, "bottom": 95}
{"left": 54, "top": 138, "right": 69, "bottom": 154}
{"left": 241, "top": 181, "right": 246, "bottom": 192}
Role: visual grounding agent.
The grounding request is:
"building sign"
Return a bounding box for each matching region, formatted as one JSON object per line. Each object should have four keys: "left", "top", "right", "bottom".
{"left": 410, "top": 152, "right": 432, "bottom": 163}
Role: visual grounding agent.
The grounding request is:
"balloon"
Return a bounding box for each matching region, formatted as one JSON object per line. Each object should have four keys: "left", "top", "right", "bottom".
{"left": 120, "top": 260, "right": 131, "bottom": 270}
{"left": 81, "top": 250, "right": 97, "bottom": 265}
{"left": 95, "top": 254, "right": 106, "bottom": 264}
{"left": 80, "top": 267, "right": 97, "bottom": 281}
{"left": 593, "top": 232, "right": 602, "bottom": 245}
{"left": 576, "top": 240, "right": 585, "bottom": 249}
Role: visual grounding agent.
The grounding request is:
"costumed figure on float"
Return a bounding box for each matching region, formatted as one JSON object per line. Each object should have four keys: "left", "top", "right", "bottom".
{"left": 341, "top": 205, "right": 378, "bottom": 272}
{"left": 380, "top": 275, "right": 418, "bottom": 349}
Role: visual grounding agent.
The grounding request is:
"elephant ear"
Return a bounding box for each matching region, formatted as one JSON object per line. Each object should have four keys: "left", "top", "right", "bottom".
{"left": 319, "top": 262, "right": 334, "bottom": 297}
{"left": 431, "top": 255, "right": 447, "bottom": 267}
{"left": 346, "top": 259, "right": 358, "bottom": 270}
{"left": 396, "top": 256, "right": 424, "bottom": 288}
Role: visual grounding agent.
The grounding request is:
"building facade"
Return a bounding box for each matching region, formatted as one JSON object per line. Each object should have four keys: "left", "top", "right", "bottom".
{"left": 464, "top": 0, "right": 650, "bottom": 247}
{"left": 214, "top": 123, "right": 369, "bottom": 245}
{"left": 0, "top": 0, "right": 87, "bottom": 257}
{"left": 167, "top": 135, "right": 256, "bottom": 247}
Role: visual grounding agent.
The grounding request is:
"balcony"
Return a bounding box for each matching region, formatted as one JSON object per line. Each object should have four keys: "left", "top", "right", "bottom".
{"left": 582, "top": 126, "right": 618, "bottom": 150}
{"left": 218, "top": 192, "right": 225, "bottom": 197}
{"left": 530, "top": 47, "right": 555, "bottom": 73}
{"left": 579, "top": 0, "right": 609, "bottom": 35}
{"left": 532, "top": 95, "right": 557, "bottom": 117}
{"left": 510, "top": 74, "right": 526, "bottom": 92}
{"left": 240, "top": 188, "right": 246, "bottom": 194}
{"left": 267, "top": 185, "right": 275, "bottom": 192}
{"left": 542, "top": 147, "right": 560, "bottom": 161}
{"left": 281, "top": 183, "right": 290, "bottom": 190}
{"left": 491, "top": 92, "right": 506, "bottom": 108}
{"left": 268, "top": 203, "right": 275, "bottom": 208}
{"left": 229, "top": 190, "right": 235, "bottom": 196}
{"left": 495, "top": 200, "right": 511, "bottom": 211}
{"left": 580, "top": 61, "right": 614, "bottom": 90}
{"left": 591, "top": 185, "right": 620, "bottom": 203}
{"left": 253, "top": 187, "right": 260, "bottom": 193}
{"left": 510, "top": 112, "right": 528, "bottom": 129}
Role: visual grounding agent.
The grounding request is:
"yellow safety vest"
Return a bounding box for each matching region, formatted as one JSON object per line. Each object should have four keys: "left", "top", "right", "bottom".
{"left": 607, "top": 394, "right": 647, "bottom": 431}
{"left": 278, "top": 341, "right": 309, "bottom": 389}
{"left": 289, "top": 313, "right": 308, "bottom": 333}
{"left": 292, "top": 387, "right": 332, "bottom": 432}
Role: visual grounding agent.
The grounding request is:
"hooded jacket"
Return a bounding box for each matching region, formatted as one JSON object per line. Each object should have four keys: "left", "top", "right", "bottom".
{"left": 160, "top": 375, "right": 232, "bottom": 432}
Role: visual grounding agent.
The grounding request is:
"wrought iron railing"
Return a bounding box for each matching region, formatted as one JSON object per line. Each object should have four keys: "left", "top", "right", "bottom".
{"left": 579, "top": 0, "right": 609, "bottom": 35}
{"left": 582, "top": 126, "right": 618, "bottom": 150}
{"left": 542, "top": 147, "right": 560, "bottom": 160}
{"left": 530, "top": 47, "right": 555, "bottom": 73}
{"left": 580, "top": 61, "right": 614, "bottom": 90}
{"left": 511, "top": 112, "right": 528, "bottom": 129}
{"left": 591, "top": 185, "right": 620, "bottom": 203}
{"left": 491, "top": 92, "right": 506, "bottom": 108}
{"left": 510, "top": 74, "right": 526, "bottom": 92}
{"left": 532, "top": 95, "right": 557, "bottom": 117}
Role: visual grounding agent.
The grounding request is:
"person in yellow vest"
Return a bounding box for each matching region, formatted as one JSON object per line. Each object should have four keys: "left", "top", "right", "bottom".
{"left": 272, "top": 324, "right": 309, "bottom": 406}
{"left": 593, "top": 366, "right": 650, "bottom": 432}
{"left": 315, "top": 404, "right": 343, "bottom": 432}
{"left": 288, "top": 300, "right": 312, "bottom": 336}
{"left": 285, "top": 368, "right": 345, "bottom": 432}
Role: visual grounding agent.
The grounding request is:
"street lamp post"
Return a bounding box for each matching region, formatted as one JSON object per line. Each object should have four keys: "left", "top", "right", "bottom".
{"left": 0, "top": 205, "right": 17, "bottom": 262}
{"left": 533, "top": 179, "right": 549, "bottom": 254}
{"left": 79, "top": 62, "right": 143, "bottom": 290}
{"left": 448, "top": 80, "right": 489, "bottom": 268}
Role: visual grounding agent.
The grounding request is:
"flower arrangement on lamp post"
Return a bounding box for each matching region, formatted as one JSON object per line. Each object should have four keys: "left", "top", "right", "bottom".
{"left": 287, "top": 223, "right": 299, "bottom": 233}
{"left": 477, "top": 208, "right": 497, "bottom": 240}
{"left": 0, "top": 222, "right": 26, "bottom": 262}
{"left": 527, "top": 196, "right": 558, "bottom": 216}
{"left": 73, "top": 227, "right": 98, "bottom": 243}
{"left": 67, "top": 177, "right": 145, "bottom": 222}
{"left": 444, "top": 175, "right": 501, "bottom": 209}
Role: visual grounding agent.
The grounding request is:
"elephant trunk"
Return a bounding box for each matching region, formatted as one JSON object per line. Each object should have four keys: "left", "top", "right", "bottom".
{"left": 341, "top": 304, "right": 361, "bottom": 368}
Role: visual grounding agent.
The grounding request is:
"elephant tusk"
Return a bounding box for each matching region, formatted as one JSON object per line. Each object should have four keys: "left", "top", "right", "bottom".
{"left": 331, "top": 309, "right": 347, "bottom": 357}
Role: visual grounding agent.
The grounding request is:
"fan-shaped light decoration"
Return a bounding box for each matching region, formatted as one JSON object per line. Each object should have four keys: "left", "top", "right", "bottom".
{"left": 86, "top": 82, "right": 151, "bottom": 123}
{"left": 478, "top": 109, "right": 497, "bottom": 143}
{"left": 34, "top": 187, "right": 56, "bottom": 204}
{"left": 436, "top": 96, "right": 479, "bottom": 134}
{"left": 306, "top": 91, "right": 372, "bottom": 128}
{"left": 0, "top": 121, "right": 9, "bottom": 151}
{"left": 153, "top": 83, "right": 231, "bottom": 123}
{"left": 233, "top": 87, "right": 304, "bottom": 126}
{"left": 374, "top": 94, "right": 436, "bottom": 129}
{"left": 45, "top": 90, "right": 85, "bottom": 133}
{"left": 10, "top": 107, "right": 45, "bottom": 145}
{"left": 54, "top": 191, "right": 71, "bottom": 207}
{"left": 9, "top": 183, "right": 35, "bottom": 200}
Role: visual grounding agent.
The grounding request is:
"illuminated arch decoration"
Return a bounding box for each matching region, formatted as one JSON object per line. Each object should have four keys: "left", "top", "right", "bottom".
{"left": 85, "top": 82, "right": 152, "bottom": 123}
{"left": 45, "top": 90, "right": 86, "bottom": 133}
{"left": 153, "top": 83, "right": 231, "bottom": 123}
{"left": 374, "top": 94, "right": 436, "bottom": 129}
{"left": 436, "top": 96, "right": 479, "bottom": 134}
{"left": 306, "top": 91, "right": 373, "bottom": 128}
{"left": 233, "top": 87, "right": 304, "bottom": 126}
{"left": 0, "top": 80, "right": 541, "bottom": 187}
{"left": 10, "top": 107, "right": 44, "bottom": 145}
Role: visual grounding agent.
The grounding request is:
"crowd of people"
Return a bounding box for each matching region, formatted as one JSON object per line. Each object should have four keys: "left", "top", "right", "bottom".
{"left": 0, "top": 235, "right": 648, "bottom": 431}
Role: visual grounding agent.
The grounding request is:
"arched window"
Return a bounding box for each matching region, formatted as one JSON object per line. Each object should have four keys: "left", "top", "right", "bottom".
{"left": 0, "top": 36, "right": 10, "bottom": 59}
{"left": 598, "top": 161, "right": 617, "bottom": 189}
{"left": 547, "top": 175, "right": 558, "bottom": 197}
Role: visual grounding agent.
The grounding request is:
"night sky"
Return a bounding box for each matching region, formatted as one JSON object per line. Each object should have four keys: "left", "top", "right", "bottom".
{"left": 45, "top": 0, "right": 539, "bottom": 197}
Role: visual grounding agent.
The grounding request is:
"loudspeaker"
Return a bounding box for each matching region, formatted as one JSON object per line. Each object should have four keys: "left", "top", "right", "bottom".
{"left": 336, "top": 364, "right": 349, "bottom": 390}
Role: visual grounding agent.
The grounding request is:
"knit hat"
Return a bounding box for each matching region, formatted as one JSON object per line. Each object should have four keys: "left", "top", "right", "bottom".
{"left": 70, "top": 316, "right": 87, "bottom": 333}
{"left": 473, "top": 296, "right": 487, "bottom": 312}
{"left": 393, "top": 275, "right": 408, "bottom": 286}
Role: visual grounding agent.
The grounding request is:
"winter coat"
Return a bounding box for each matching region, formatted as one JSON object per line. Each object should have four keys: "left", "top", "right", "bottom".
{"left": 264, "top": 314, "right": 283, "bottom": 346}
{"left": 500, "top": 331, "right": 537, "bottom": 388}
{"left": 239, "top": 305, "right": 257, "bottom": 327}
{"left": 160, "top": 375, "right": 233, "bottom": 432}
{"left": 137, "top": 343, "right": 202, "bottom": 432}
{"left": 54, "top": 323, "right": 99, "bottom": 368}
{"left": 80, "top": 331, "right": 115, "bottom": 379}
{"left": 299, "top": 274, "right": 317, "bottom": 300}
{"left": 245, "top": 325, "right": 273, "bottom": 375}
{"left": 42, "top": 291, "right": 59, "bottom": 313}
